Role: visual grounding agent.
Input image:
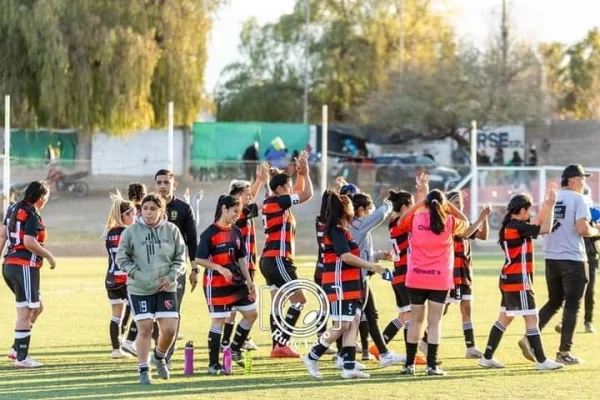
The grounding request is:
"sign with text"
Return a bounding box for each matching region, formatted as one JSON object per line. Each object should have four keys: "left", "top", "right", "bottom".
{"left": 476, "top": 125, "right": 525, "bottom": 164}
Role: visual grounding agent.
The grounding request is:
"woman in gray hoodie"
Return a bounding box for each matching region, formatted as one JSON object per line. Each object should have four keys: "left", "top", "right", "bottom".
{"left": 117, "top": 193, "right": 186, "bottom": 385}
{"left": 348, "top": 192, "right": 405, "bottom": 368}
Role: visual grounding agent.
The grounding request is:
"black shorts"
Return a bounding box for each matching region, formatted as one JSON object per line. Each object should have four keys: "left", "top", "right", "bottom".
{"left": 408, "top": 288, "right": 449, "bottom": 305}
{"left": 500, "top": 289, "right": 537, "bottom": 316}
{"left": 448, "top": 284, "right": 473, "bottom": 304}
{"left": 393, "top": 283, "right": 411, "bottom": 313}
{"left": 3, "top": 264, "right": 41, "bottom": 308}
{"left": 259, "top": 257, "right": 298, "bottom": 289}
{"left": 107, "top": 286, "right": 128, "bottom": 304}
{"left": 208, "top": 296, "right": 256, "bottom": 318}
{"left": 330, "top": 299, "right": 361, "bottom": 322}
{"left": 128, "top": 291, "right": 179, "bottom": 321}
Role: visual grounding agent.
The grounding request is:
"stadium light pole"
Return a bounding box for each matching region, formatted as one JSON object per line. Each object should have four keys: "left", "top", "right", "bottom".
{"left": 470, "top": 120, "right": 478, "bottom": 223}
{"left": 302, "top": 0, "right": 310, "bottom": 124}
{"left": 3, "top": 95, "right": 10, "bottom": 213}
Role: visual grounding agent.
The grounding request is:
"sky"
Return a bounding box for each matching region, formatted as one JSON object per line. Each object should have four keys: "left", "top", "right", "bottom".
{"left": 204, "top": 0, "right": 600, "bottom": 92}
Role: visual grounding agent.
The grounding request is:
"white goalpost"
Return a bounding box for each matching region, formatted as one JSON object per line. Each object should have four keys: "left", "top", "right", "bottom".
{"left": 3, "top": 95, "right": 10, "bottom": 213}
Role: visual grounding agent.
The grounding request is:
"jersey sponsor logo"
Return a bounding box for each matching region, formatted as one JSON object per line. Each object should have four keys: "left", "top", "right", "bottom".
{"left": 170, "top": 210, "right": 178, "bottom": 220}
{"left": 554, "top": 203, "right": 566, "bottom": 220}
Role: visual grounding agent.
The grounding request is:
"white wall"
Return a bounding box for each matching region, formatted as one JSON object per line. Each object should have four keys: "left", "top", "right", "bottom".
{"left": 91, "top": 129, "right": 184, "bottom": 176}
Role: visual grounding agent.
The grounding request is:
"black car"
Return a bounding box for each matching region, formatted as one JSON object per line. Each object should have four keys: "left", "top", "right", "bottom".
{"left": 372, "top": 154, "right": 461, "bottom": 190}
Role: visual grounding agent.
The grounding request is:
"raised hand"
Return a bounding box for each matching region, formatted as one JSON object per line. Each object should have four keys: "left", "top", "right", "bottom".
{"left": 480, "top": 204, "right": 493, "bottom": 219}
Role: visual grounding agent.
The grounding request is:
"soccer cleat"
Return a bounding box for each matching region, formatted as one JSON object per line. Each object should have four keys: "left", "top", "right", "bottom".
{"left": 243, "top": 339, "right": 259, "bottom": 351}
{"left": 151, "top": 353, "right": 170, "bottom": 380}
{"left": 7, "top": 348, "right": 17, "bottom": 360}
{"left": 369, "top": 344, "right": 380, "bottom": 360}
{"left": 400, "top": 365, "right": 415, "bottom": 375}
{"left": 231, "top": 350, "right": 245, "bottom": 368}
{"left": 584, "top": 322, "right": 596, "bottom": 334}
{"left": 554, "top": 324, "right": 562, "bottom": 333}
{"left": 335, "top": 356, "right": 366, "bottom": 370}
{"left": 139, "top": 371, "right": 152, "bottom": 384}
{"left": 302, "top": 355, "right": 322, "bottom": 379}
{"left": 425, "top": 366, "right": 447, "bottom": 376}
{"left": 479, "top": 356, "right": 505, "bottom": 369}
{"left": 270, "top": 344, "right": 300, "bottom": 358}
{"left": 121, "top": 341, "right": 137, "bottom": 357}
{"left": 379, "top": 351, "right": 405, "bottom": 368}
{"left": 111, "top": 349, "right": 130, "bottom": 359}
{"left": 465, "top": 347, "right": 484, "bottom": 359}
{"left": 208, "top": 363, "right": 226, "bottom": 376}
{"left": 536, "top": 358, "right": 564, "bottom": 370}
{"left": 418, "top": 340, "right": 428, "bottom": 357}
{"left": 14, "top": 356, "right": 43, "bottom": 368}
{"left": 341, "top": 368, "right": 370, "bottom": 379}
{"left": 518, "top": 338, "right": 535, "bottom": 362}
{"left": 555, "top": 352, "right": 582, "bottom": 365}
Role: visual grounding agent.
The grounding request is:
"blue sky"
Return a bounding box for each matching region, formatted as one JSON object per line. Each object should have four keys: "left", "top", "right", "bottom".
{"left": 204, "top": 0, "right": 600, "bottom": 92}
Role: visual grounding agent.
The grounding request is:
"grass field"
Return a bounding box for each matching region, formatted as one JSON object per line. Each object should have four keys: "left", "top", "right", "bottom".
{"left": 0, "top": 255, "right": 599, "bottom": 400}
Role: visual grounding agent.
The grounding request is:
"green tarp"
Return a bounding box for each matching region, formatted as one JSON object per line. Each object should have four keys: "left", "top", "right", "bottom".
{"left": 9, "top": 130, "right": 78, "bottom": 167}
{"left": 192, "top": 122, "right": 310, "bottom": 168}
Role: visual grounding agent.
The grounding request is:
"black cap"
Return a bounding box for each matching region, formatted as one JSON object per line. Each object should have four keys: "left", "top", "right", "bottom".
{"left": 561, "top": 164, "right": 591, "bottom": 180}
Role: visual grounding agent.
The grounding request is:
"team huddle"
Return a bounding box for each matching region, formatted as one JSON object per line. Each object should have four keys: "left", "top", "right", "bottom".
{"left": 2, "top": 155, "right": 596, "bottom": 384}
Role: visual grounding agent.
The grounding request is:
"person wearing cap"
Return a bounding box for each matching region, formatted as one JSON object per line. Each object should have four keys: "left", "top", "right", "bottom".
{"left": 535, "top": 164, "right": 599, "bottom": 365}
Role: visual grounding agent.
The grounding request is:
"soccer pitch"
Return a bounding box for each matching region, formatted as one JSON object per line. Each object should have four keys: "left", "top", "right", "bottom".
{"left": 0, "top": 255, "right": 598, "bottom": 400}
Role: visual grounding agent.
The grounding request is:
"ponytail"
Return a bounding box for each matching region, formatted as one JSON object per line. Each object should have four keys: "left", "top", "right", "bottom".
{"left": 214, "top": 194, "right": 240, "bottom": 221}
{"left": 426, "top": 189, "right": 447, "bottom": 235}
{"left": 8, "top": 181, "right": 49, "bottom": 233}
{"left": 498, "top": 194, "right": 533, "bottom": 246}
{"left": 388, "top": 189, "right": 413, "bottom": 212}
{"left": 102, "top": 190, "right": 134, "bottom": 237}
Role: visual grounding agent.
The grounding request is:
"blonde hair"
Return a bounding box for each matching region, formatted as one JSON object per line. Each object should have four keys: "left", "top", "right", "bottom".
{"left": 102, "top": 190, "right": 135, "bottom": 238}
{"left": 228, "top": 179, "right": 251, "bottom": 196}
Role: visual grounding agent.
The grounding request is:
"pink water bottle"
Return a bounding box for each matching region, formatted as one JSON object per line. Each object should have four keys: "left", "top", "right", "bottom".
{"left": 184, "top": 341, "right": 194, "bottom": 375}
{"left": 223, "top": 347, "right": 232, "bottom": 375}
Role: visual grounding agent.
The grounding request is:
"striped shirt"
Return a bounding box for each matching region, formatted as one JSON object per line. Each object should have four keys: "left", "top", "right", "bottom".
{"left": 105, "top": 226, "right": 127, "bottom": 289}
{"left": 261, "top": 194, "right": 299, "bottom": 259}
{"left": 389, "top": 215, "right": 409, "bottom": 285}
{"left": 236, "top": 204, "right": 259, "bottom": 271}
{"left": 321, "top": 226, "right": 362, "bottom": 302}
{"left": 500, "top": 219, "right": 540, "bottom": 292}
{"left": 4, "top": 202, "right": 47, "bottom": 268}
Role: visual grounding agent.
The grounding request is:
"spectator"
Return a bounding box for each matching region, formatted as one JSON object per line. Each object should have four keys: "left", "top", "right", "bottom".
{"left": 509, "top": 151, "right": 523, "bottom": 166}
{"left": 493, "top": 148, "right": 505, "bottom": 166}
{"left": 242, "top": 141, "right": 259, "bottom": 181}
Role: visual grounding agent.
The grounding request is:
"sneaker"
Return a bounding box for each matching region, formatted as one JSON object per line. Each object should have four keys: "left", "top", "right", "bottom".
{"left": 536, "top": 358, "right": 564, "bottom": 371}
{"left": 139, "top": 371, "right": 152, "bottom": 385}
{"left": 379, "top": 351, "right": 405, "bottom": 368}
{"left": 400, "top": 365, "right": 415, "bottom": 375}
{"left": 335, "top": 356, "right": 366, "bottom": 370}
{"left": 555, "top": 352, "right": 582, "bottom": 365}
{"left": 369, "top": 345, "right": 380, "bottom": 361}
{"left": 479, "top": 356, "right": 505, "bottom": 369}
{"left": 151, "top": 353, "right": 170, "bottom": 380}
{"left": 341, "top": 368, "right": 370, "bottom": 379}
{"left": 465, "top": 347, "right": 483, "bottom": 359}
{"left": 111, "top": 349, "right": 129, "bottom": 359}
{"left": 585, "top": 322, "right": 596, "bottom": 333}
{"left": 243, "top": 339, "right": 259, "bottom": 351}
{"left": 426, "top": 366, "right": 447, "bottom": 376}
{"left": 302, "top": 355, "right": 322, "bottom": 379}
{"left": 554, "top": 324, "right": 562, "bottom": 333}
{"left": 14, "top": 356, "right": 43, "bottom": 368}
{"left": 231, "top": 350, "right": 245, "bottom": 368}
{"left": 176, "top": 333, "right": 184, "bottom": 341}
{"left": 166, "top": 359, "right": 172, "bottom": 371}
{"left": 415, "top": 355, "right": 428, "bottom": 366}
{"left": 270, "top": 344, "right": 300, "bottom": 358}
{"left": 208, "top": 363, "right": 226, "bottom": 375}
{"left": 121, "top": 340, "right": 137, "bottom": 357}
{"left": 518, "top": 338, "right": 535, "bottom": 362}
{"left": 418, "top": 340, "right": 428, "bottom": 357}
{"left": 7, "top": 348, "right": 16, "bottom": 360}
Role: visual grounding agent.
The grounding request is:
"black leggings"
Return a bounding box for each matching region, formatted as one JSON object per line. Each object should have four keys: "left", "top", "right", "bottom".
{"left": 363, "top": 287, "right": 388, "bottom": 354}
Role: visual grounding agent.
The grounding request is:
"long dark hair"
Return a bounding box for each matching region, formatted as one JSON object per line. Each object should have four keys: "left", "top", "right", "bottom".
{"left": 388, "top": 190, "right": 413, "bottom": 212}
{"left": 426, "top": 189, "right": 447, "bottom": 235}
{"left": 318, "top": 190, "right": 334, "bottom": 223}
{"left": 350, "top": 193, "right": 373, "bottom": 215}
{"left": 9, "top": 181, "right": 49, "bottom": 232}
{"left": 214, "top": 195, "right": 240, "bottom": 221}
{"left": 498, "top": 194, "right": 533, "bottom": 245}
{"left": 128, "top": 183, "right": 147, "bottom": 203}
{"left": 325, "top": 192, "right": 353, "bottom": 233}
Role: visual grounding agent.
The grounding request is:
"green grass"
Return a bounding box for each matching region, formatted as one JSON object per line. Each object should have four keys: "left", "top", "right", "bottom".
{"left": 0, "top": 256, "right": 598, "bottom": 400}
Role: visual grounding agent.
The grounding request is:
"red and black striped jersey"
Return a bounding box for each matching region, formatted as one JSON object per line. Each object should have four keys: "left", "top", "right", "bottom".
{"left": 315, "top": 217, "right": 326, "bottom": 269}
{"left": 389, "top": 216, "right": 409, "bottom": 285}
{"left": 4, "top": 202, "right": 47, "bottom": 268}
{"left": 236, "top": 204, "right": 259, "bottom": 271}
{"left": 197, "top": 223, "right": 248, "bottom": 306}
{"left": 500, "top": 219, "right": 540, "bottom": 292}
{"left": 261, "top": 194, "right": 299, "bottom": 259}
{"left": 453, "top": 236, "right": 473, "bottom": 286}
{"left": 105, "top": 226, "right": 127, "bottom": 289}
{"left": 321, "top": 226, "right": 362, "bottom": 301}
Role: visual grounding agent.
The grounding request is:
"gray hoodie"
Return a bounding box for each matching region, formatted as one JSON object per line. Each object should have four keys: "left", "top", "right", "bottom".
{"left": 349, "top": 200, "right": 393, "bottom": 278}
{"left": 117, "top": 216, "right": 186, "bottom": 296}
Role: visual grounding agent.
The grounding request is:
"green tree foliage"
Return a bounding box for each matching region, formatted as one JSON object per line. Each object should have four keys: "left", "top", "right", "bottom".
{"left": 0, "top": 0, "right": 222, "bottom": 133}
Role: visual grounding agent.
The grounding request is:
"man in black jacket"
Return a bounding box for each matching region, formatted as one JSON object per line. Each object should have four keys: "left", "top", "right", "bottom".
{"left": 155, "top": 169, "right": 197, "bottom": 367}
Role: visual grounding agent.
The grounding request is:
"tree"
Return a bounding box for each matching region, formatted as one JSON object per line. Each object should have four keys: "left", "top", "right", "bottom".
{"left": 215, "top": 0, "right": 457, "bottom": 123}
{"left": 0, "top": 0, "right": 222, "bottom": 133}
